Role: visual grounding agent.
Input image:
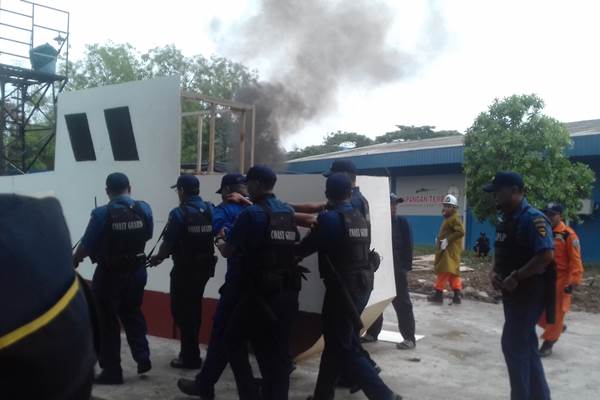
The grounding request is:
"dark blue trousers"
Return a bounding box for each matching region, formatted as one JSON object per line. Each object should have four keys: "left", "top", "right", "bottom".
{"left": 92, "top": 265, "right": 150, "bottom": 373}
{"left": 313, "top": 276, "right": 395, "bottom": 400}
{"left": 170, "top": 267, "right": 209, "bottom": 364}
{"left": 194, "top": 280, "right": 250, "bottom": 397}
{"left": 502, "top": 277, "right": 551, "bottom": 400}
{"left": 226, "top": 290, "right": 299, "bottom": 400}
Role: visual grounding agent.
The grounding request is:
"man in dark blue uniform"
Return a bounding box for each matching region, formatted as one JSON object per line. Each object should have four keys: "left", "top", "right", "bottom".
{"left": 73, "top": 172, "right": 153, "bottom": 384}
{"left": 485, "top": 171, "right": 554, "bottom": 400}
{"left": 177, "top": 173, "right": 254, "bottom": 399}
{"left": 292, "top": 159, "right": 378, "bottom": 392}
{"left": 217, "top": 165, "right": 301, "bottom": 400}
{"left": 297, "top": 173, "right": 402, "bottom": 400}
{"left": 291, "top": 159, "right": 370, "bottom": 223}
{"left": 1, "top": 194, "right": 96, "bottom": 399}
{"left": 363, "top": 194, "right": 416, "bottom": 350}
{"left": 149, "top": 175, "right": 216, "bottom": 369}
{"left": 324, "top": 160, "right": 370, "bottom": 224}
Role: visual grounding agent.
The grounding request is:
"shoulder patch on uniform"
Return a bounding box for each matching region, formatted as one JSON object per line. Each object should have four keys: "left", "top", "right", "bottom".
{"left": 572, "top": 239, "right": 581, "bottom": 250}
{"left": 532, "top": 217, "right": 548, "bottom": 237}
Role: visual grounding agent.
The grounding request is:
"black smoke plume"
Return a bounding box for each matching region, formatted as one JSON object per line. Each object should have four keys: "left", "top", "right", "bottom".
{"left": 222, "top": 0, "right": 446, "bottom": 171}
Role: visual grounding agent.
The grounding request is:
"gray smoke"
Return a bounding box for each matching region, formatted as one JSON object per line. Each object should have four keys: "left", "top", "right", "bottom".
{"left": 222, "top": 0, "right": 446, "bottom": 170}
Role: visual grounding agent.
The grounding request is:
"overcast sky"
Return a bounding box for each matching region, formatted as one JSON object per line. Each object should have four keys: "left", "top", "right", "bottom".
{"left": 3, "top": 0, "right": 599, "bottom": 150}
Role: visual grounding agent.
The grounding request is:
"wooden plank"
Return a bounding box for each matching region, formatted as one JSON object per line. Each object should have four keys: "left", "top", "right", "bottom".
{"left": 250, "top": 106, "right": 256, "bottom": 167}
{"left": 181, "top": 91, "right": 252, "bottom": 111}
{"left": 196, "top": 115, "right": 203, "bottom": 174}
{"left": 181, "top": 111, "right": 208, "bottom": 117}
{"left": 239, "top": 111, "right": 246, "bottom": 172}
{"left": 208, "top": 105, "right": 216, "bottom": 174}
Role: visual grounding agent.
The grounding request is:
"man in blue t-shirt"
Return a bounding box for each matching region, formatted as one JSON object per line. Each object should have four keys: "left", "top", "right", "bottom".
{"left": 177, "top": 173, "right": 255, "bottom": 399}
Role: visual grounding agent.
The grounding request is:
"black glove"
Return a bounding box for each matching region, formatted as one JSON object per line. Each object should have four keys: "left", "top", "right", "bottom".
{"left": 368, "top": 249, "right": 381, "bottom": 271}
{"left": 564, "top": 285, "right": 574, "bottom": 294}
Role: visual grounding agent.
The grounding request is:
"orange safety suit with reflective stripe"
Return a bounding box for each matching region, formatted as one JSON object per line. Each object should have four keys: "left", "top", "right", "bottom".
{"left": 538, "top": 221, "right": 584, "bottom": 341}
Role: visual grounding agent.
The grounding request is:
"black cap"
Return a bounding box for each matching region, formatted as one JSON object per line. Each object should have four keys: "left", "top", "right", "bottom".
{"left": 171, "top": 174, "right": 200, "bottom": 193}
{"left": 216, "top": 173, "right": 245, "bottom": 194}
{"left": 543, "top": 203, "right": 564, "bottom": 215}
{"left": 326, "top": 173, "right": 352, "bottom": 200}
{"left": 390, "top": 193, "right": 404, "bottom": 203}
{"left": 483, "top": 171, "right": 525, "bottom": 193}
{"left": 106, "top": 172, "right": 130, "bottom": 192}
{"left": 244, "top": 165, "right": 277, "bottom": 187}
{"left": 323, "top": 159, "right": 357, "bottom": 177}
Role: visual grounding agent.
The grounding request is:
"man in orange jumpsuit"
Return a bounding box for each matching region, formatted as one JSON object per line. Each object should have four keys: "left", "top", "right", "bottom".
{"left": 537, "top": 203, "right": 584, "bottom": 357}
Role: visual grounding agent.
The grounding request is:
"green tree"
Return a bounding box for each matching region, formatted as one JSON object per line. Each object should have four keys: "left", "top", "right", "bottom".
{"left": 68, "top": 43, "right": 144, "bottom": 90}
{"left": 375, "top": 125, "right": 461, "bottom": 143}
{"left": 287, "top": 144, "right": 341, "bottom": 160}
{"left": 286, "top": 131, "right": 373, "bottom": 160}
{"left": 324, "top": 131, "right": 374, "bottom": 148}
{"left": 464, "top": 94, "right": 595, "bottom": 223}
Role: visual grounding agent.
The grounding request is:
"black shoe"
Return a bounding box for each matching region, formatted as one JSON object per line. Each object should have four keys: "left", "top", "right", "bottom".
{"left": 94, "top": 370, "right": 123, "bottom": 385}
{"left": 348, "top": 364, "right": 381, "bottom": 394}
{"left": 428, "top": 290, "right": 443, "bottom": 303}
{"left": 452, "top": 290, "right": 462, "bottom": 305}
{"left": 360, "top": 333, "right": 378, "bottom": 343}
{"left": 177, "top": 378, "right": 214, "bottom": 399}
{"left": 288, "top": 361, "right": 297, "bottom": 375}
{"left": 562, "top": 324, "right": 567, "bottom": 333}
{"left": 137, "top": 359, "right": 152, "bottom": 374}
{"left": 171, "top": 357, "right": 203, "bottom": 369}
{"left": 539, "top": 340, "right": 555, "bottom": 358}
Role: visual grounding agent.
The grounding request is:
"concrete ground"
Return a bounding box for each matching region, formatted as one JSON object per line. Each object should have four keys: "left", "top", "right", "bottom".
{"left": 92, "top": 295, "right": 600, "bottom": 400}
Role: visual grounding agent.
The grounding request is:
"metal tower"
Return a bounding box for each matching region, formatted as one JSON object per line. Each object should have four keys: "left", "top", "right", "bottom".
{"left": 0, "top": 0, "right": 69, "bottom": 174}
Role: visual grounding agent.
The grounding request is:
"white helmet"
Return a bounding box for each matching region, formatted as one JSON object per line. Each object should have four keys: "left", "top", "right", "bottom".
{"left": 443, "top": 194, "right": 458, "bottom": 207}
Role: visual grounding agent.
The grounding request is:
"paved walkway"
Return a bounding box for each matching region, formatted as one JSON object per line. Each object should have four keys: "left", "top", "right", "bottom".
{"left": 93, "top": 295, "right": 600, "bottom": 400}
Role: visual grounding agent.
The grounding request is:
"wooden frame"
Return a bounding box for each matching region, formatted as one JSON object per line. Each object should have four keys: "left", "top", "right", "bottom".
{"left": 181, "top": 91, "right": 255, "bottom": 174}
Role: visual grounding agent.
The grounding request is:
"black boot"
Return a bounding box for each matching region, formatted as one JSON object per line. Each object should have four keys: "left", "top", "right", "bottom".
{"left": 539, "top": 340, "right": 555, "bottom": 357}
{"left": 177, "top": 378, "right": 214, "bottom": 399}
{"left": 452, "top": 290, "right": 462, "bottom": 305}
{"left": 137, "top": 359, "right": 152, "bottom": 374}
{"left": 170, "top": 357, "right": 203, "bottom": 369}
{"left": 94, "top": 369, "right": 123, "bottom": 385}
{"left": 427, "top": 290, "right": 443, "bottom": 303}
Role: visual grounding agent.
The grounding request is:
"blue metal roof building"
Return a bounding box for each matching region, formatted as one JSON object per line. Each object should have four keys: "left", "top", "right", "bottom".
{"left": 287, "top": 120, "right": 600, "bottom": 263}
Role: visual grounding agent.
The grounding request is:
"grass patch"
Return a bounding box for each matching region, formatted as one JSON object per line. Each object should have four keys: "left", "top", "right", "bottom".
{"left": 414, "top": 244, "right": 435, "bottom": 256}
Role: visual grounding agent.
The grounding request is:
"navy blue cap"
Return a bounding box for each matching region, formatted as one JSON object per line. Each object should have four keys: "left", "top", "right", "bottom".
{"left": 244, "top": 165, "right": 277, "bottom": 187}
{"left": 106, "top": 172, "right": 130, "bottom": 192}
{"left": 323, "top": 159, "right": 357, "bottom": 177}
{"left": 216, "top": 173, "right": 246, "bottom": 194}
{"left": 543, "top": 203, "right": 564, "bottom": 215}
{"left": 171, "top": 174, "right": 200, "bottom": 193}
{"left": 390, "top": 193, "right": 404, "bottom": 203}
{"left": 326, "top": 173, "right": 352, "bottom": 200}
{"left": 483, "top": 171, "right": 525, "bottom": 192}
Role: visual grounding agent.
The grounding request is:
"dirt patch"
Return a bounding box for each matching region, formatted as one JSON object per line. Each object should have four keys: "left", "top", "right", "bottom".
{"left": 408, "top": 254, "right": 600, "bottom": 313}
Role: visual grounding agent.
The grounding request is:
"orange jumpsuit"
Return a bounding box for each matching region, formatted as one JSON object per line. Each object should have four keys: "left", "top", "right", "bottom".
{"left": 537, "top": 221, "right": 584, "bottom": 342}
